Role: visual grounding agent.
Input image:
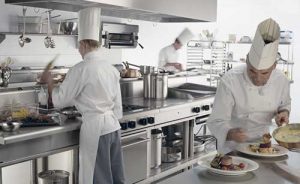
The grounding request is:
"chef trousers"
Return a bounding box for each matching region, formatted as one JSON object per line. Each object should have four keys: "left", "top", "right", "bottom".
{"left": 93, "top": 130, "right": 125, "bottom": 184}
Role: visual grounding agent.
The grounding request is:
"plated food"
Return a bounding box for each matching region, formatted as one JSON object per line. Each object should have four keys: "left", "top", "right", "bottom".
{"left": 236, "top": 133, "right": 289, "bottom": 157}
{"left": 210, "top": 154, "right": 245, "bottom": 171}
{"left": 248, "top": 133, "right": 277, "bottom": 154}
{"left": 198, "top": 154, "right": 259, "bottom": 176}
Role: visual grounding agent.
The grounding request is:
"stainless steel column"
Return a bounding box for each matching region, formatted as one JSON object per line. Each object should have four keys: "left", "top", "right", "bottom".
{"left": 31, "top": 159, "right": 38, "bottom": 184}
{"left": 72, "top": 148, "right": 79, "bottom": 184}
{"left": 0, "top": 167, "right": 2, "bottom": 184}
{"left": 189, "top": 120, "right": 194, "bottom": 158}
{"left": 183, "top": 121, "right": 189, "bottom": 159}
{"left": 41, "top": 157, "right": 48, "bottom": 171}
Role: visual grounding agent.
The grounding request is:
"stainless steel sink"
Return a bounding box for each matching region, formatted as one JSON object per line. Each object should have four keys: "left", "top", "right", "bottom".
{"left": 168, "top": 83, "right": 216, "bottom": 99}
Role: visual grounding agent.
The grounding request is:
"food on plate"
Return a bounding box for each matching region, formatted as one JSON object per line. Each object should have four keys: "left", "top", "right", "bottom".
{"left": 11, "top": 107, "right": 30, "bottom": 119}
{"left": 210, "top": 154, "right": 245, "bottom": 171}
{"left": 249, "top": 133, "right": 277, "bottom": 154}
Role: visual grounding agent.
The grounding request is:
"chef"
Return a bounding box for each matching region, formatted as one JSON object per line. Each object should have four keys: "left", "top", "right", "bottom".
{"left": 158, "top": 28, "right": 194, "bottom": 71}
{"left": 40, "top": 7, "right": 125, "bottom": 184}
{"left": 207, "top": 18, "right": 291, "bottom": 153}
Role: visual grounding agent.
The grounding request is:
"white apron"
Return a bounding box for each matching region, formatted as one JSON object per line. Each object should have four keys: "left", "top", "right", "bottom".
{"left": 79, "top": 111, "right": 116, "bottom": 184}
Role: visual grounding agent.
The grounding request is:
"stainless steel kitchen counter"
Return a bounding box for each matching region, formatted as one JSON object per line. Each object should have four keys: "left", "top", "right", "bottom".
{"left": 158, "top": 151, "right": 300, "bottom": 184}
{"left": 122, "top": 96, "right": 213, "bottom": 116}
{"left": 0, "top": 118, "right": 82, "bottom": 145}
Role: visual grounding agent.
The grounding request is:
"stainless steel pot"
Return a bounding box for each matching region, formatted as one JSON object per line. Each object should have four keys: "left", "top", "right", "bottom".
{"left": 155, "top": 72, "right": 168, "bottom": 99}
{"left": 59, "top": 20, "right": 78, "bottom": 35}
{"left": 38, "top": 170, "right": 69, "bottom": 184}
{"left": 272, "top": 123, "right": 300, "bottom": 149}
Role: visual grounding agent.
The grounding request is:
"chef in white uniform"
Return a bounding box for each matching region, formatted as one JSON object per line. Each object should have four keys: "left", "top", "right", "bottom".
{"left": 207, "top": 18, "right": 291, "bottom": 153}
{"left": 41, "top": 7, "right": 125, "bottom": 184}
{"left": 158, "top": 28, "right": 194, "bottom": 71}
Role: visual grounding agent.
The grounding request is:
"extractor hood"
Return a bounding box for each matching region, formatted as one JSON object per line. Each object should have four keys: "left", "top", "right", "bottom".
{"left": 5, "top": 0, "right": 217, "bottom": 22}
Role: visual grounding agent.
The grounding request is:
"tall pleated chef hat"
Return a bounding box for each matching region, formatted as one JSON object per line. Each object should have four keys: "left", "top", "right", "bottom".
{"left": 177, "top": 28, "right": 194, "bottom": 45}
{"left": 248, "top": 18, "right": 280, "bottom": 70}
{"left": 78, "top": 7, "right": 101, "bottom": 42}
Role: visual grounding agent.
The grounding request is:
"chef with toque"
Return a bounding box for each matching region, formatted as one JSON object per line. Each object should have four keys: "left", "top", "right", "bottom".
{"left": 207, "top": 18, "right": 291, "bottom": 153}
{"left": 158, "top": 28, "right": 194, "bottom": 72}
{"left": 40, "top": 7, "right": 125, "bottom": 184}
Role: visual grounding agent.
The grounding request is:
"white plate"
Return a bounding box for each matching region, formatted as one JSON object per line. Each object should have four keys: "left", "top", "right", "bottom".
{"left": 236, "top": 143, "right": 289, "bottom": 157}
{"left": 198, "top": 155, "right": 259, "bottom": 176}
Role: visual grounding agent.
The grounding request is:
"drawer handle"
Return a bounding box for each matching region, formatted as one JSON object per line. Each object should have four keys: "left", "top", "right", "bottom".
{"left": 122, "top": 138, "right": 150, "bottom": 149}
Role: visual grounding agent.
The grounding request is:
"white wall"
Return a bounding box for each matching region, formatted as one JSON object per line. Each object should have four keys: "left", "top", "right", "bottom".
{"left": 122, "top": 0, "right": 300, "bottom": 122}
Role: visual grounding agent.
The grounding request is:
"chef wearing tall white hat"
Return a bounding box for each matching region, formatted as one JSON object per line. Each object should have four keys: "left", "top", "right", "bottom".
{"left": 40, "top": 7, "right": 125, "bottom": 184}
{"left": 158, "top": 28, "right": 194, "bottom": 71}
{"left": 206, "top": 18, "right": 291, "bottom": 153}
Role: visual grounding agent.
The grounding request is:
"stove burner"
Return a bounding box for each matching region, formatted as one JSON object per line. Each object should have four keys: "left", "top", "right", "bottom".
{"left": 122, "top": 104, "right": 146, "bottom": 113}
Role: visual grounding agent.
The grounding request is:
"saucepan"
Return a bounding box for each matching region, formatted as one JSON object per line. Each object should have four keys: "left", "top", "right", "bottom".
{"left": 272, "top": 123, "right": 300, "bottom": 149}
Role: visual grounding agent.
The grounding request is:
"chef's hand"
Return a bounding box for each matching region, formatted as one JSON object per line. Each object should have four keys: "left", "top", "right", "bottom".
{"left": 40, "top": 70, "right": 52, "bottom": 84}
{"left": 227, "top": 128, "right": 247, "bottom": 143}
{"left": 275, "top": 110, "right": 289, "bottom": 127}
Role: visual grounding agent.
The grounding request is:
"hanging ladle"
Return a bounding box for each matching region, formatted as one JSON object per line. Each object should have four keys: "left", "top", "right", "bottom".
{"left": 44, "top": 10, "right": 55, "bottom": 48}
{"left": 18, "top": 7, "right": 31, "bottom": 47}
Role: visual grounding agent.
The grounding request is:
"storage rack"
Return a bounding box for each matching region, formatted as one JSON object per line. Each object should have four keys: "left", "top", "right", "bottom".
{"left": 187, "top": 40, "right": 228, "bottom": 86}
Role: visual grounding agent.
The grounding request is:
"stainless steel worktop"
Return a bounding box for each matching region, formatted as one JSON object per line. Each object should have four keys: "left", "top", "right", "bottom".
{"left": 158, "top": 151, "right": 300, "bottom": 184}
{"left": 0, "top": 118, "right": 82, "bottom": 145}
{"left": 122, "top": 96, "right": 212, "bottom": 116}
{"left": 0, "top": 95, "right": 214, "bottom": 145}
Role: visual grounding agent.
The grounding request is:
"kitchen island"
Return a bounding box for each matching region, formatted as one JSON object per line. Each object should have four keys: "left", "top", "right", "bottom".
{"left": 158, "top": 151, "right": 300, "bottom": 184}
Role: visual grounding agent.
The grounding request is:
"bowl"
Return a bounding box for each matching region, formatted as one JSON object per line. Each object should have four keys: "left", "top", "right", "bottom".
{"left": 0, "top": 122, "right": 22, "bottom": 132}
{"left": 59, "top": 21, "right": 78, "bottom": 35}
{"left": 272, "top": 123, "right": 300, "bottom": 149}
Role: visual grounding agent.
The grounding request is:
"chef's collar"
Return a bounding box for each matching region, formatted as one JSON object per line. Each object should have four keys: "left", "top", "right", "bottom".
{"left": 83, "top": 49, "right": 101, "bottom": 60}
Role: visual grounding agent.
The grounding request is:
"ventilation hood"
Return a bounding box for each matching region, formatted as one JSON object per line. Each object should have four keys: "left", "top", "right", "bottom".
{"left": 5, "top": 0, "right": 217, "bottom": 22}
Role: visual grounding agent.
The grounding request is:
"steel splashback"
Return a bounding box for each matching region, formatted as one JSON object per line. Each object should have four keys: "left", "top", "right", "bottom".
{"left": 5, "top": 0, "right": 217, "bottom": 23}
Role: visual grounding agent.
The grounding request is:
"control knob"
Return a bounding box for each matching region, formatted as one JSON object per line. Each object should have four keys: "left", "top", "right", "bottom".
{"left": 192, "top": 107, "right": 200, "bottom": 113}
{"left": 128, "top": 121, "right": 136, "bottom": 128}
{"left": 138, "top": 118, "right": 148, "bottom": 126}
{"left": 120, "top": 123, "right": 128, "bottom": 130}
{"left": 147, "top": 117, "right": 155, "bottom": 124}
{"left": 201, "top": 105, "right": 210, "bottom": 111}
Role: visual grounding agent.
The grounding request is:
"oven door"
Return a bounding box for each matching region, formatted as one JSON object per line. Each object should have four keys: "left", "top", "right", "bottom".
{"left": 121, "top": 130, "right": 150, "bottom": 184}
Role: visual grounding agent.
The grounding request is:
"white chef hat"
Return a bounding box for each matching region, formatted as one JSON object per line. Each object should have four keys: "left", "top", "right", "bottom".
{"left": 248, "top": 18, "right": 280, "bottom": 70}
{"left": 78, "top": 7, "right": 101, "bottom": 42}
{"left": 177, "top": 28, "right": 194, "bottom": 45}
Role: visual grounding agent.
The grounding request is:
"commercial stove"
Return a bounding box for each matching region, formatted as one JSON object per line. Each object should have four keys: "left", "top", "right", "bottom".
{"left": 120, "top": 95, "right": 215, "bottom": 134}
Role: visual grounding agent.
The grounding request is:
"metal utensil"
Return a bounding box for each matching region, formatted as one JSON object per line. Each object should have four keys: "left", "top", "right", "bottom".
{"left": 18, "top": 7, "right": 32, "bottom": 48}
{"left": 0, "top": 122, "right": 22, "bottom": 132}
{"left": 44, "top": 11, "right": 55, "bottom": 48}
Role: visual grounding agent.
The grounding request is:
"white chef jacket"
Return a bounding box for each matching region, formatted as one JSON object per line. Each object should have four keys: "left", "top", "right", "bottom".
{"left": 207, "top": 65, "right": 291, "bottom": 153}
{"left": 158, "top": 44, "right": 180, "bottom": 68}
{"left": 51, "top": 49, "right": 122, "bottom": 184}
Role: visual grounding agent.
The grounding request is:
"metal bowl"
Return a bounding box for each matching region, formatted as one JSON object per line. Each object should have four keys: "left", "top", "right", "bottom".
{"left": 0, "top": 122, "right": 22, "bottom": 132}
{"left": 59, "top": 21, "right": 78, "bottom": 35}
{"left": 272, "top": 123, "right": 300, "bottom": 149}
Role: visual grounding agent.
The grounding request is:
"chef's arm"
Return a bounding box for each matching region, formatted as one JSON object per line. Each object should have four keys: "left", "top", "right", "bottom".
{"left": 275, "top": 81, "right": 291, "bottom": 126}
{"left": 51, "top": 67, "right": 85, "bottom": 108}
{"left": 206, "top": 79, "right": 236, "bottom": 152}
{"left": 113, "top": 76, "right": 123, "bottom": 120}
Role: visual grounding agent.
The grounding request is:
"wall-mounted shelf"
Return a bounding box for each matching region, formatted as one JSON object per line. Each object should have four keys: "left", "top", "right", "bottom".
{"left": 0, "top": 32, "right": 77, "bottom": 43}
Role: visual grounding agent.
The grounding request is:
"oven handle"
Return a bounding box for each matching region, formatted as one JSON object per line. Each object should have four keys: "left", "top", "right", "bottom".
{"left": 122, "top": 137, "right": 150, "bottom": 149}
